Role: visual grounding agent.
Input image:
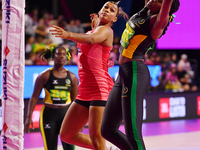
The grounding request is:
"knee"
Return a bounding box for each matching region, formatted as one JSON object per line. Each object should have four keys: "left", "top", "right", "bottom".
{"left": 101, "top": 125, "right": 107, "bottom": 138}
{"left": 90, "top": 133, "right": 105, "bottom": 149}
{"left": 101, "top": 124, "right": 112, "bottom": 140}
{"left": 60, "top": 130, "right": 72, "bottom": 143}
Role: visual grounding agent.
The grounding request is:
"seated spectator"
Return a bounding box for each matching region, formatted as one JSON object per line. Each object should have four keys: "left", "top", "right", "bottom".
{"left": 69, "top": 45, "right": 78, "bottom": 65}
{"left": 34, "top": 52, "right": 49, "bottom": 65}
{"left": 178, "top": 54, "right": 194, "bottom": 78}
{"left": 177, "top": 65, "right": 198, "bottom": 92}
{"left": 113, "top": 35, "right": 120, "bottom": 45}
{"left": 25, "top": 36, "right": 35, "bottom": 59}
{"left": 25, "top": 13, "right": 35, "bottom": 39}
{"left": 65, "top": 20, "right": 77, "bottom": 33}
{"left": 171, "top": 52, "right": 178, "bottom": 64}
{"left": 74, "top": 19, "right": 91, "bottom": 33}
{"left": 161, "top": 52, "right": 173, "bottom": 76}
{"left": 57, "top": 15, "right": 67, "bottom": 29}
{"left": 154, "top": 54, "right": 161, "bottom": 65}
{"left": 165, "top": 63, "right": 183, "bottom": 92}
{"left": 25, "top": 52, "right": 37, "bottom": 65}
{"left": 65, "top": 20, "right": 80, "bottom": 46}
{"left": 145, "top": 52, "right": 156, "bottom": 65}
{"left": 46, "top": 20, "right": 64, "bottom": 45}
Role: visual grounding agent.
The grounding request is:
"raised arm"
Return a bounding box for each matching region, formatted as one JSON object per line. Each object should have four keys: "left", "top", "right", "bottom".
{"left": 151, "top": 0, "right": 174, "bottom": 40}
{"left": 49, "top": 25, "right": 112, "bottom": 46}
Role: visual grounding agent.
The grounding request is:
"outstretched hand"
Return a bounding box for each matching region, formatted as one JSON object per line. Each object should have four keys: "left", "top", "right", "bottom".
{"left": 49, "top": 25, "right": 71, "bottom": 39}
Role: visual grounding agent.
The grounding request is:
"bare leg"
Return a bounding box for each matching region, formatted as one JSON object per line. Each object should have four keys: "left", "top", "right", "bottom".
{"left": 60, "top": 102, "right": 94, "bottom": 149}
{"left": 89, "top": 106, "right": 106, "bottom": 150}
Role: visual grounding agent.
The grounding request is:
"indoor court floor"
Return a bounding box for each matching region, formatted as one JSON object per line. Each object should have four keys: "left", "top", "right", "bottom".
{"left": 2, "top": 118, "right": 200, "bottom": 150}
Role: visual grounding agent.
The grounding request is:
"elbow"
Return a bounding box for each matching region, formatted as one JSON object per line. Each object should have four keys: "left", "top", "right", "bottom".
{"left": 87, "top": 37, "right": 95, "bottom": 44}
{"left": 156, "top": 19, "right": 169, "bottom": 30}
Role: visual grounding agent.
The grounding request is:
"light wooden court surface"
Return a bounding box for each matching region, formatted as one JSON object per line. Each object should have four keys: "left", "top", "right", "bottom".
{"left": 24, "top": 119, "right": 200, "bottom": 150}
{"left": 25, "top": 131, "right": 200, "bottom": 150}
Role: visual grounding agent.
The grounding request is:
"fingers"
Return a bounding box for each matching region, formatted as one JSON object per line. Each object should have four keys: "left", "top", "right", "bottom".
{"left": 49, "top": 29, "right": 58, "bottom": 32}
{"left": 90, "top": 13, "right": 98, "bottom": 20}
{"left": 49, "top": 25, "right": 64, "bottom": 37}
{"left": 51, "top": 25, "right": 59, "bottom": 29}
{"left": 24, "top": 124, "right": 31, "bottom": 133}
{"left": 49, "top": 28, "right": 62, "bottom": 36}
{"left": 48, "top": 25, "right": 69, "bottom": 38}
{"left": 90, "top": 13, "right": 97, "bottom": 17}
{"left": 49, "top": 25, "right": 62, "bottom": 32}
{"left": 31, "top": 122, "right": 34, "bottom": 130}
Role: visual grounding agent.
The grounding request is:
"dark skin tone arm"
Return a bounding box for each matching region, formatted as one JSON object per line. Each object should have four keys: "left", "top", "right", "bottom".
{"left": 24, "top": 70, "right": 78, "bottom": 133}
{"left": 24, "top": 70, "right": 49, "bottom": 133}
{"left": 68, "top": 71, "right": 78, "bottom": 102}
{"left": 150, "top": 0, "right": 174, "bottom": 40}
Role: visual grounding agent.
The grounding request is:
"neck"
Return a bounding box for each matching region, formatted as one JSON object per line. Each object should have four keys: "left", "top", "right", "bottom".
{"left": 96, "top": 19, "right": 111, "bottom": 28}
{"left": 53, "top": 65, "right": 65, "bottom": 72}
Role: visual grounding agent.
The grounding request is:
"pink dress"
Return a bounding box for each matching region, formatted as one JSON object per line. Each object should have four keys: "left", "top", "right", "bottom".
{"left": 76, "top": 30, "right": 114, "bottom": 101}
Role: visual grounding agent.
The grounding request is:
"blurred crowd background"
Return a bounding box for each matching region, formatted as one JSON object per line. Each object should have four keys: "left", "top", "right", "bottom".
{"left": 0, "top": 0, "right": 199, "bottom": 93}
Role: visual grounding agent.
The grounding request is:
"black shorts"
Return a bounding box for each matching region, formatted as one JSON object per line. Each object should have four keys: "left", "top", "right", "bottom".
{"left": 75, "top": 99, "right": 107, "bottom": 109}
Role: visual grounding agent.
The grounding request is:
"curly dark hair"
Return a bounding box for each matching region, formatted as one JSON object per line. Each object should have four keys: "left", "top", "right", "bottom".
{"left": 39, "top": 46, "right": 66, "bottom": 60}
{"left": 169, "top": 0, "right": 180, "bottom": 15}
{"left": 161, "top": 0, "right": 180, "bottom": 37}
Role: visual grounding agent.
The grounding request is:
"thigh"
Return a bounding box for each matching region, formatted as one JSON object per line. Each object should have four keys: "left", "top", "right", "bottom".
{"left": 121, "top": 61, "right": 149, "bottom": 149}
{"left": 40, "top": 106, "right": 58, "bottom": 150}
{"left": 102, "top": 76, "right": 123, "bottom": 130}
{"left": 88, "top": 105, "right": 105, "bottom": 137}
{"left": 60, "top": 101, "right": 89, "bottom": 137}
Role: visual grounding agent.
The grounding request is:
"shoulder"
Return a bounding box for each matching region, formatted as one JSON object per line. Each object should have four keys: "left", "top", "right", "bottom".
{"left": 68, "top": 70, "right": 78, "bottom": 85}
{"left": 95, "top": 25, "right": 113, "bottom": 33}
{"left": 68, "top": 70, "right": 78, "bottom": 79}
{"left": 37, "top": 68, "right": 51, "bottom": 80}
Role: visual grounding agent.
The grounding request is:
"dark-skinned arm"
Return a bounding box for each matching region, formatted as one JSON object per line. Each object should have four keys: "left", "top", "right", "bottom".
{"left": 69, "top": 72, "right": 78, "bottom": 102}
{"left": 24, "top": 73, "right": 45, "bottom": 133}
{"left": 151, "top": 0, "right": 173, "bottom": 40}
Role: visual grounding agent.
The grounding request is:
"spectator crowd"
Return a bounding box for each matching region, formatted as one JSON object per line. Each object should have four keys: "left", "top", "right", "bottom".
{"left": 145, "top": 52, "right": 198, "bottom": 93}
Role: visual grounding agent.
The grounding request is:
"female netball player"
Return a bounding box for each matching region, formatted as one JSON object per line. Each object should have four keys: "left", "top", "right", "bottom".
{"left": 101, "top": 0, "right": 180, "bottom": 149}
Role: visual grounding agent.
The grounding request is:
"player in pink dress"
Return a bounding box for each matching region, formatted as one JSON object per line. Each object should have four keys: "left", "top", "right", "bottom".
{"left": 49, "top": 1, "right": 128, "bottom": 149}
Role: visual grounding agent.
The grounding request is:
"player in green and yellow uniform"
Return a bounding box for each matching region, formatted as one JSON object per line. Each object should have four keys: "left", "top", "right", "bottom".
{"left": 24, "top": 46, "right": 78, "bottom": 150}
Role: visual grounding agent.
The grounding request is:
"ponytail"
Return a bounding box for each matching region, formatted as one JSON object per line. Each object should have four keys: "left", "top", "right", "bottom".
{"left": 39, "top": 46, "right": 71, "bottom": 61}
